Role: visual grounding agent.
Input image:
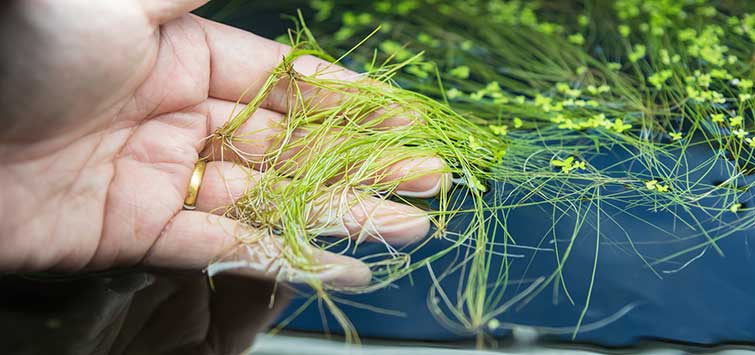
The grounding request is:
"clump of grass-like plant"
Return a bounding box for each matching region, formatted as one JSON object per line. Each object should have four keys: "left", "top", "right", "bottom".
{"left": 201, "top": 0, "right": 755, "bottom": 346}
{"left": 208, "top": 18, "right": 516, "bottom": 343}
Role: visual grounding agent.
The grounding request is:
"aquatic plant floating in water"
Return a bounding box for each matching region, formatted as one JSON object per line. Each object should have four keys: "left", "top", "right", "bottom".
{"left": 199, "top": 0, "right": 755, "bottom": 346}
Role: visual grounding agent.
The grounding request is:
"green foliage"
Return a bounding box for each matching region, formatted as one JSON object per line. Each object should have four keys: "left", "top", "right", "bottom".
{"left": 208, "top": 0, "right": 755, "bottom": 346}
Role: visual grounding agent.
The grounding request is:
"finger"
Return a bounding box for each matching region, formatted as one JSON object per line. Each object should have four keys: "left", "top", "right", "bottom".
{"left": 203, "top": 99, "right": 449, "bottom": 197}
{"left": 309, "top": 188, "right": 432, "bottom": 244}
{"left": 368, "top": 157, "right": 449, "bottom": 198}
{"left": 195, "top": 161, "right": 260, "bottom": 213}
{"left": 143, "top": 210, "right": 372, "bottom": 287}
{"left": 196, "top": 16, "right": 415, "bottom": 127}
{"left": 197, "top": 16, "right": 351, "bottom": 110}
{"left": 203, "top": 99, "right": 286, "bottom": 169}
{"left": 140, "top": 0, "right": 209, "bottom": 24}
{"left": 195, "top": 161, "right": 432, "bottom": 244}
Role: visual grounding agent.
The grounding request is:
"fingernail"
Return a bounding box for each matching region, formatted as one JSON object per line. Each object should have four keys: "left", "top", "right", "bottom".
{"left": 393, "top": 156, "right": 450, "bottom": 198}
{"left": 312, "top": 251, "right": 372, "bottom": 287}
{"left": 359, "top": 203, "right": 430, "bottom": 244}
{"left": 397, "top": 172, "right": 452, "bottom": 198}
{"left": 205, "top": 245, "right": 372, "bottom": 288}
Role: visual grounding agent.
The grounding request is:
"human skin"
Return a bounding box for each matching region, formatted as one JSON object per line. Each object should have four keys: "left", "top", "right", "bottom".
{"left": 0, "top": 0, "right": 447, "bottom": 286}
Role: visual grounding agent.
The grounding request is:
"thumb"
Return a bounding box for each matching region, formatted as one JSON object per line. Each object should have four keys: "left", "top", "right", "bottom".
{"left": 140, "top": 0, "right": 209, "bottom": 24}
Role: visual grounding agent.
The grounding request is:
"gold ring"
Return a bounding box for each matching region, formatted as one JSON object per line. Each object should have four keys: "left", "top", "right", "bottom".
{"left": 183, "top": 160, "right": 207, "bottom": 210}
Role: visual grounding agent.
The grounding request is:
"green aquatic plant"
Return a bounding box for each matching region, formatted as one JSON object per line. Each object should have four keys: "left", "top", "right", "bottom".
{"left": 199, "top": 0, "right": 755, "bottom": 347}
{"left": 205, "top": 16, "right": 513, "bottom": 344}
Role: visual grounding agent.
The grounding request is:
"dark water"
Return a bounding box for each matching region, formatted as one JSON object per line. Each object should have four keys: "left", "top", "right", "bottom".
{"left": 0, "top": 271, "right": 286, "bottom": 355}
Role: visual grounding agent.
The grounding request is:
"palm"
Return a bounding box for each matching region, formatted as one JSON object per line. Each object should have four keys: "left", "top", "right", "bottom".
{"left": 2, "top": 2, "right": 213, "bottom": 271}
{"left": 0, "top": 0, "right": 444, "bottom": 286}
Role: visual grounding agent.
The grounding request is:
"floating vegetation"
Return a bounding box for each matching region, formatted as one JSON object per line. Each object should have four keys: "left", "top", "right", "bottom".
{"left": 200, "top": 0, "right": 755, "bottom": 347}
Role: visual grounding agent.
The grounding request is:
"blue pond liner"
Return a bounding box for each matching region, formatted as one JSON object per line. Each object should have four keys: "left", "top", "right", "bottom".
{"left": 276, "top": 141, "right": 755, "bottom": 347}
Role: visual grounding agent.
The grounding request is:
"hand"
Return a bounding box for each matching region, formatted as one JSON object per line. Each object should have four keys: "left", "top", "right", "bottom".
{"left": 0, "top": 0, "right": 446, "bottom": 286}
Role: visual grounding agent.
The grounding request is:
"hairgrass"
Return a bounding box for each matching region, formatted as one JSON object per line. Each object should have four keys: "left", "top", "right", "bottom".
{"left": 202, "top": 0, "right": 755, "bottom": 347}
